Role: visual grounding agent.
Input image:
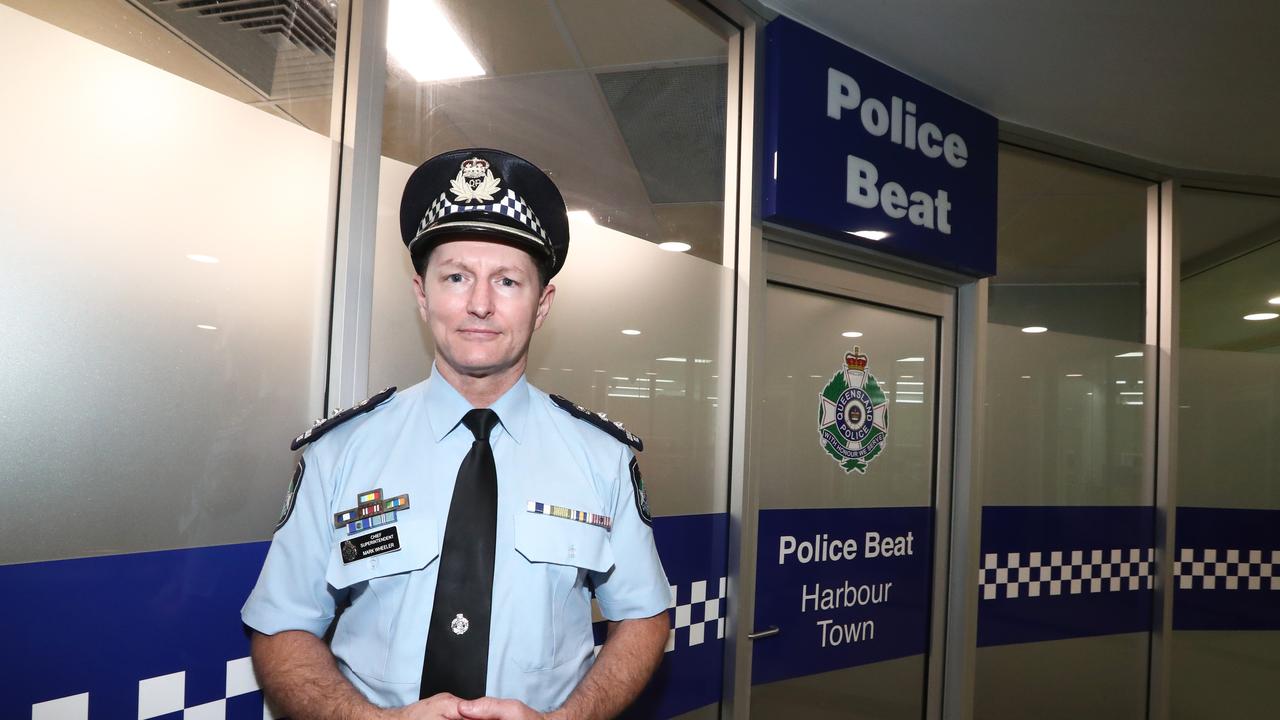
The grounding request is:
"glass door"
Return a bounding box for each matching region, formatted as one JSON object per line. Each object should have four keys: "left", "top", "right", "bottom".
{"left": 746, "top": 242, "right": 954, "bottom": 719}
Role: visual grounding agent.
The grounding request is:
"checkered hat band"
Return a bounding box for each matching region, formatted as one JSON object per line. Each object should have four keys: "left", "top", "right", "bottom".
{"left": 418, "top": 190, "right": 550, "bottom": 244}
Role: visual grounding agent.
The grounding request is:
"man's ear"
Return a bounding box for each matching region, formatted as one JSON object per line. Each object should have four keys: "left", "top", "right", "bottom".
{"left": 533, "top": 283, "right": 556, "bottom": 330}
{"left": 412, "top": 273, "right": 430, "bottom": 323}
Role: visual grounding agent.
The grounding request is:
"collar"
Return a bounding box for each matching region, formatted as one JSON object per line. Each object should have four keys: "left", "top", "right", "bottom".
{"left": 424, "top": 363, "right": 529, "bottom": 445}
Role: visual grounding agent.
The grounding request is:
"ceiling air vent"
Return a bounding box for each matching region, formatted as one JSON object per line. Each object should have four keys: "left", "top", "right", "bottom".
{"left": 134, "top": 0, "right": 337, "bottom": 99}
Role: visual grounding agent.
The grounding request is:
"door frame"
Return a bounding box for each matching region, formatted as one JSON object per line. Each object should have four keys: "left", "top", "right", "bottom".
{"left": 727, "top": 237, "right": 964, "bottom": 720}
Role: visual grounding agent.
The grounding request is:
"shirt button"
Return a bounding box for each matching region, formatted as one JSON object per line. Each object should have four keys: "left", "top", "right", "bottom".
{"left": 370, "top": 559, "right": 379, "bottom": 569}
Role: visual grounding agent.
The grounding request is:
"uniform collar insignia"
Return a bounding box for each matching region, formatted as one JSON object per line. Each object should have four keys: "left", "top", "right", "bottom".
{"left": 549, "top": 393, "right": 643, "bottom": 451}
{"left": 291, "top": 386, "right": 397, "bottom": 451}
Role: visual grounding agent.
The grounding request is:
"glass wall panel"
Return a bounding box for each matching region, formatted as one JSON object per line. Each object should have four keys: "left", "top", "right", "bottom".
{"left": 366, "top": 2, "right": 731, "bottom": 717}
{"left": 973, "top": 146, "right": 1155, "bottom": 720}
{"left": 0, "top": 0, "right": 337, "bottom": 558}
{"left": 0, "top": 1, "right": 339, "bottom": 715}
{"left": 1170, "top": 188, "right": 1280, "bottom": 719}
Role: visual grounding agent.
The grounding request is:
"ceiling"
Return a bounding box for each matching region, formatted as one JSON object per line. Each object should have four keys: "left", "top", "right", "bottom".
{"left": 760, "top": 0, "right": 1280, "bottom": 179}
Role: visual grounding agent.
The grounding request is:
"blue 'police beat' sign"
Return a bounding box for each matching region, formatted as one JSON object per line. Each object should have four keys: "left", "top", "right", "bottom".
{"left": 763, "top": 17, "right": 997, "bottom": 276}
{"left": 752, "top": 506, "right": 932, "bottom": 685}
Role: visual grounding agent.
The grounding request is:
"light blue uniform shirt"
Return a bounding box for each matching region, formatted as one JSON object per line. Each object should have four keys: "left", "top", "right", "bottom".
{"left": 242, "top": 369, "right": 670, "bottom": 711}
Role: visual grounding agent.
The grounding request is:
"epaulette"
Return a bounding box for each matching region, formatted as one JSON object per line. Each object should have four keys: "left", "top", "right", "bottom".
{"left": 291, "top": 387, "right": 397, "bottom": 451}
{"left": 550, "top": 394, "right": 643, "bottom": 451}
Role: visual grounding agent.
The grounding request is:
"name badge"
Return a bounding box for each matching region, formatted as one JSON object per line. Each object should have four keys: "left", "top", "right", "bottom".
{"left": 340, "top": 527, "right": 401, "bottom": 564}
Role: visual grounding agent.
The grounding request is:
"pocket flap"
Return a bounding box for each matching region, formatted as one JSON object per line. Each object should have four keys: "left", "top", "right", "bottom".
{"left": 514, "top": 511, "right": 615, "bottom": 573}
{"left": 326, "top": 519, "right": 439, "bottom": 589}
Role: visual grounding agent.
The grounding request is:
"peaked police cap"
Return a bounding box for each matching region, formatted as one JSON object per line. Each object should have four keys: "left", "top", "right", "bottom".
{"left": 400, "top": 148, "right": 570, "bottom": 280}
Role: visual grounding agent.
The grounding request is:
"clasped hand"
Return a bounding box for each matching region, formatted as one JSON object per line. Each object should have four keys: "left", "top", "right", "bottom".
{"left": 391, "top": 693, "right": 550, "bottom": 720}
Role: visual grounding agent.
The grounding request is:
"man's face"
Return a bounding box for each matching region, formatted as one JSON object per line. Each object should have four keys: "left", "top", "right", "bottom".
{"left": 414, "top": 237, "right": 555, "bottom": 381}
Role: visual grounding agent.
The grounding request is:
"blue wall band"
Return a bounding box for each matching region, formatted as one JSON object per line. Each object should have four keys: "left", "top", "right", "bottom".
{"left": 3, "top": 514, "right": 730, "bottom": 719}
{"left": 1172, "top": 507, "right": 1280, "bottom": 631}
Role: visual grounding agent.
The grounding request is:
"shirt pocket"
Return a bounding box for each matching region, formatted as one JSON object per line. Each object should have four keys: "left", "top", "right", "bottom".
{"left": 509, "top": 511, "right": 615, "bottom": 671}
{"left": 325, "top": 518, "right": 440, "bottom": 590}
{"left": 325, "top": 518, "right": 440, "bottom": 681}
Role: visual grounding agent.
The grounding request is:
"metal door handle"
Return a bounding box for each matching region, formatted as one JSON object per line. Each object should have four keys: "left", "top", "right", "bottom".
{"left": 747, "top": 626, "right": 780, "bottom": 640}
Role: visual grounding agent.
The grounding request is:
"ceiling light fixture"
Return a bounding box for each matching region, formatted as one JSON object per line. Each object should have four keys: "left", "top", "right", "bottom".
{"left": 1115, "top": 351, "right": 1143, "bottom": 358}
{"left": 847, "top": 230, "right": 889, "bottom": 241}
{"left": 387, "top": 0, "right": 484, "bottom": 82}
{"left": 841, "top": 331, "right": 863, "bottom": 338}
{"left": 658, "top": 241, "right": 692, "bottom": 252}
{"left": 1243, "top": 312, "right": 1279, "bottom": 321}
{"left": 656, "top": 357, "right": 687, "bottom": 362}
{"left": 1269, "top": 296, "right": 1280, "bottom": 305}
{"left": 898, "top": 356, "right": 925, "bottom": 362}
{"left": 1021, "top": 326, "right": 1048, "bottom": 334}
{"left": 621, "top": 329, "right": 642, "bottom": 336}
{"left": 567, "top": 210, "right": 596, "bottom": 225}
{"left": 1065, "top": 373, "right": 1083, "bottom": 378}
{"left": 196, "top": 324, "right": 217, "bottom": 331}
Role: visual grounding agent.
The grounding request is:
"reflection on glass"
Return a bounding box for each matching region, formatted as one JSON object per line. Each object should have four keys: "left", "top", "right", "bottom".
{"left": 0, "top": 1, "right": 337, "bottom": 562}
{"left": 975, "top": 146, "right": 1154, "bottom": 720}
{"left": 1170, "top": 189, "right": 1280, "bottom": 719}
{"left": 378, "top": 0, "right": 728, "bottom": 262}
{"left": 368, "top": 0, "right": 731, "bottom": 521}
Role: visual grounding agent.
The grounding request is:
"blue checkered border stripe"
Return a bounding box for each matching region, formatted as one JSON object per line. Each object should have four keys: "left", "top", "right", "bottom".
{"left": 1175, "top": 548, "right": 1280, "bottom": 591}
{"left": 592, "top": 577, "right": 727, "bottom": 656}
{"left": 979, "top": 548, "right": 1154, "bottom": 599}
{"left": 418, "top": 190, "right": 549, "bottom": 243}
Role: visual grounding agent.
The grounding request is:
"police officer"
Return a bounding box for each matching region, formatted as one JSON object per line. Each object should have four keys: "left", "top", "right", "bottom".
{"left": 242, "top": 148, "right": 670, "bottom": 720}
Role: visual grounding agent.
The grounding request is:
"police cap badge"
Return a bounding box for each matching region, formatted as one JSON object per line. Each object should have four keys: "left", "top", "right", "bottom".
{"left": 400, "top": 148, "right": 570, "bottom": 280}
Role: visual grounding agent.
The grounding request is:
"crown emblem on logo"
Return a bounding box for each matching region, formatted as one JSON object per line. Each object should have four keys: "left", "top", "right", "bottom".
{"left": 450, "top": 157, "right": 502, "bottom": 203}
{"left": 461, "top": 157, "right": 489, "bottom": 179}
{"left": 819, "top": 346, "right": 889, "bottom": 475}
{"left": 845, "top": 347, "right": 868, "bottom": 371}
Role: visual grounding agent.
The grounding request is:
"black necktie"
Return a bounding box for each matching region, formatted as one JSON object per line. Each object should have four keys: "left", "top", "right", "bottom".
{"left": 420, "top": 408, "right": 500, "bottom": 700}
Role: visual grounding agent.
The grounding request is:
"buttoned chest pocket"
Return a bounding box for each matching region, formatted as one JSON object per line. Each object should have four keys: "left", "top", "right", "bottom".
{"left": 325, "top": 519, "right": 440, "bottom": 682}
{"left": 509, "top": 511, "right": 615, "bottom": 671}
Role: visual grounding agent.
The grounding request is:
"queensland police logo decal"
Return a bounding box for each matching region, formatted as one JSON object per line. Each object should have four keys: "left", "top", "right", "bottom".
{"left": 818, "top": 347, "right": 889, "bottom": 474}
{"left": 450, "top": 157, "right": 501, "bottom": 203}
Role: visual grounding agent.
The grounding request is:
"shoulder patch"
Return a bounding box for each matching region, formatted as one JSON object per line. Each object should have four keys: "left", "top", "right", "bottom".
{"left": 629, "top": 456, "right": 652, "bottom": 526}
{"left": 291, "top": 386, "right": 397, "bottom": 451}
{"left": 275, "top": 458, "right": 305, "bottom": 531}
{"left": 550, "top": 394, "right": 643, "bottom": 451}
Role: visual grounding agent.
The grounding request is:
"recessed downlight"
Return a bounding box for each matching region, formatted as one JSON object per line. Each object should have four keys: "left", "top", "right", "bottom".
{"left": 621, "top": 329, "right": 642, "bottom": 336}
{"left": 196, "top": 324, "right": 217, "bottom": 331}
{"left": 658, "top": 241, "right": 692, "bottom": 252}
{"left": 841, "top": 331, "right": 863, "bottom": 338}
{"left": 1243, "top": 312, "right": 1278, "bottom": 321}
{"left": 1022, "top": 326, "right": 1048, "bottom": 334}
{"left": 847, "top": 230, "right": 889, "bottom": 241}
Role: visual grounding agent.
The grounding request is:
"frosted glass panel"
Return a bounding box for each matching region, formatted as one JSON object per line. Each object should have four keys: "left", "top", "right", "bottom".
{"left": 0, "top": 4, "right": 335, "bottom": 563}
{"left": 975, "top": 146, "right": 1154, "bottom": 720}
{"left": 368, "top": 0, "right": 731, "bottom": 519}
{"left": 1170, "top": 189, "right": 1280, "bottom": 719}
